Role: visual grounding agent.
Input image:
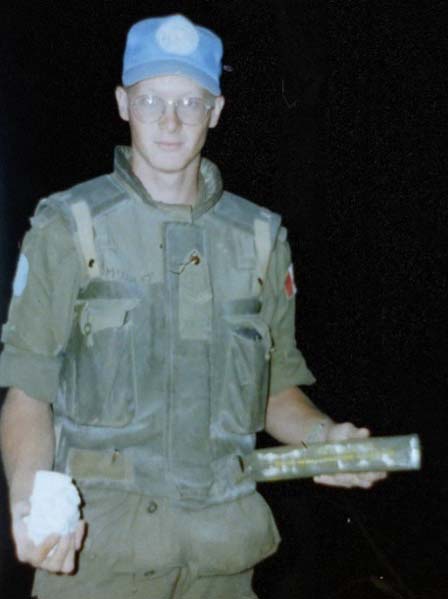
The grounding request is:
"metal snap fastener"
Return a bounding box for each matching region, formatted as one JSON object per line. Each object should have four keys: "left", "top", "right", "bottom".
{"left": 191, "top": 254, "right": 201, "bottom": 265}
{"left": 146, "top": 500, "right": 158, "bottom": 514}
{"left": 237, "top": 455, "right": 245, "bottom": 472}
{"left": 144, "top": 570, "right": 156, "bottom": 577}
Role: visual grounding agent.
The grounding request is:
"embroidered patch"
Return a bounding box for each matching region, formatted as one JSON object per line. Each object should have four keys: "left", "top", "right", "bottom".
{"left": 284, "top": 264, "right": 297, "bottom": 299}
{"left": 13, "top": 254, "right": 29, "bottom": 297}
{"left": 155, "top": 15, "right": 199, "bottom": 56}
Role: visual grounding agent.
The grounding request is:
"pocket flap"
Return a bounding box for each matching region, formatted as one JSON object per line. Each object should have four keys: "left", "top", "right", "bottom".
{"left": 226, "top": 314, "right": 272, "bottom": 358}
{"left": 79, "top": 298, "right": 139, "bottom": 335}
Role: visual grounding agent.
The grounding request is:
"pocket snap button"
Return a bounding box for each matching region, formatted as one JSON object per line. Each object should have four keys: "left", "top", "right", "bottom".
{"left": 146, "top": 500, "right": 158, "bottom": 514}
{"left": 144, "top": 570, "right": 156, "bottom": 577}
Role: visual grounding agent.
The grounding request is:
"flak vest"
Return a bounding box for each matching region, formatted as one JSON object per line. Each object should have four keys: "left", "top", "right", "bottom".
{"left": 34, "top": 162, "right": 282, "bottom": 508}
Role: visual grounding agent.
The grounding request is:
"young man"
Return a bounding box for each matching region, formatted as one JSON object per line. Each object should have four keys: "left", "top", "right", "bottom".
{"left": 0, "top": 14, "right": 384, "bottom": 599}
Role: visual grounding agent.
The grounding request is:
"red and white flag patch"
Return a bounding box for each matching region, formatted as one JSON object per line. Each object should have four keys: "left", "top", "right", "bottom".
{"left": 284, "top": 264, "right": 297, "bottom": 299}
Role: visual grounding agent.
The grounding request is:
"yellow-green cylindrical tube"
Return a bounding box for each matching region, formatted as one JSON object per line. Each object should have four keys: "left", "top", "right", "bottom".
{"left": 243, "top": 434, "right": 421, "bottom": 482}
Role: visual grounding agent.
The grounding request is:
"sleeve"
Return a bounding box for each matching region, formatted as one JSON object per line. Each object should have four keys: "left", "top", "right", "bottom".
{"left": 0, "top": 215, "right": 82, "bottom": 403}
{"left": 262, "top": 228, "right": 316, "bottom": 396}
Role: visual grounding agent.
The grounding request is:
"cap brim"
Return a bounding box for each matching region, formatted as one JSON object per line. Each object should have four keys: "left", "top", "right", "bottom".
{"left": 122, "top": 60, "right": 221, "bottom": 95}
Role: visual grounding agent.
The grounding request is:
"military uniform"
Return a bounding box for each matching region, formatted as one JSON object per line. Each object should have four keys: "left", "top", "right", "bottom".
{"left": 0, "top": 146, "right": 315, "bottom": 598}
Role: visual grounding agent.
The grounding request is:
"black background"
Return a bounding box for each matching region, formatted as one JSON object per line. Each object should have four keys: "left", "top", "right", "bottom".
{"left": 0, "top": 2, "right": 446, "bottom": 598}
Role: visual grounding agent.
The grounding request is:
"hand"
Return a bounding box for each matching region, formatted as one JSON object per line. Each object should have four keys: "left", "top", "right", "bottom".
{"left": 313, "top": 422, "right": 388, "bottom": 489}
{"left": 11, "top": 499, "right": 86, "bottom": 573}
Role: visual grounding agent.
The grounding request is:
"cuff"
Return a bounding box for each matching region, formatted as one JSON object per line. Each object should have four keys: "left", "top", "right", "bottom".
{"left": 0, "top": 345, "right": 61, "bottom": 403}
{"left": 269, "top": 348, "right": 316, "bottom": 397}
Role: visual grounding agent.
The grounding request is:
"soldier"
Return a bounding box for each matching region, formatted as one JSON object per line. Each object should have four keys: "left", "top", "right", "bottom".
{"left": 0, "top": 14, "right": 385, "bottom": 599}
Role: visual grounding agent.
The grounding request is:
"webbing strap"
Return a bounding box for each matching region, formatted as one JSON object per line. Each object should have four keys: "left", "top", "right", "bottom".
{"left": 253, "top": 218, "right": 273, "bottom": 295}
{"left": 70, "top": 201, "right": 100, "bottom": 278}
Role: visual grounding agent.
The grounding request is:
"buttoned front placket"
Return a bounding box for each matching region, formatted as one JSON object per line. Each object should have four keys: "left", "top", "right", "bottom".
{"left": 111, "top": 146, "right": 222, "bottom": 501}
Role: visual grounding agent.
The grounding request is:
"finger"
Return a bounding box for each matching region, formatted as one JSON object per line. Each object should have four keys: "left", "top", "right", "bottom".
{"left": 314, "top": 473, "right": 372, "bottom": 488}
{"left": 75, "top": 520, "right": 86, "bottom": 551}
{"left": 314, "top": 466, "right": 389, "bottom": 488}
{"left": 342, "top": 472, "right": 379, "bottom": 488}
{"left": 354, "top": 427, "right": 370, "bottom": 438}
{"left": 344, "top": 472, "right": 385, "bottom": 487}
{"left": 328, "top": 422, "right": 374, "bottom": 443}
{"left": 61, "top": 535, "right": 76, "bottom": 574}
{"left": 327, "top": 422, "right": 358, "bottom": 442}
{"left": 26, "top": 534, "right": 60, "bottom": 567}
{"left": 43, "top": 534, "right": 71, "bottom": 573}
{"left": 314, "top": 474, "right": 353, "bottom": 487}
{"left": 363, "top": 471, "right": 388, "bottom": 483}
{"left": 356, "top": 475, "right": 374, "bottom": 489}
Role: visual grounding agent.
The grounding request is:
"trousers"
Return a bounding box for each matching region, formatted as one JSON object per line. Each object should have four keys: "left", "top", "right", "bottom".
{"left": 33, "top": 487, "right": 280, "bottom": 598}
{"left": 33, "top": 565, "right": 258, "bottom": 598}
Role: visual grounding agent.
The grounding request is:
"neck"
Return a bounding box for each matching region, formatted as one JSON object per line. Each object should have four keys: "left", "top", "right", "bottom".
{"left": 131, "top": 148, "right": 201, "bottom": 206}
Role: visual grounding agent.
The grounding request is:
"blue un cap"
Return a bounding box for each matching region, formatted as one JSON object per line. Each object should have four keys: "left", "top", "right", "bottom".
{"left": 122, "top": 14, "right": 223, "bottom": 95}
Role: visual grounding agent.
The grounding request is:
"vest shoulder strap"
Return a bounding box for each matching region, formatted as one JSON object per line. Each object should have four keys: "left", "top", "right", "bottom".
{"left": 69, "top": 200, "right": 100, "bottom": 279}
{"left": 214, "top": 191, "right": 282, "bottom": 294}
{"left": 31, "top": 174, "right": 128, "bottom": 280}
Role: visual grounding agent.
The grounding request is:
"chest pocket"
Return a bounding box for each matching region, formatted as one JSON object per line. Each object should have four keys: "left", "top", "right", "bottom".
{"left": 221, "top": 310, "right": 272, "bottom": 434}
{"left": 61, "top": 296, "right": 140, "bottom": 427}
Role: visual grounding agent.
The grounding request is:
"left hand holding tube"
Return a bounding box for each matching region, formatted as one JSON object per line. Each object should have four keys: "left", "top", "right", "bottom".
{"left": 313, "top": 422, "right": 388, "bottom": 489}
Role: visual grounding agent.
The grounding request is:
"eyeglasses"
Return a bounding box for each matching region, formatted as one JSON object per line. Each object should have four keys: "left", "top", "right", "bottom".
{"left": 130, "top": 95, "right": 215, "bottom": 125}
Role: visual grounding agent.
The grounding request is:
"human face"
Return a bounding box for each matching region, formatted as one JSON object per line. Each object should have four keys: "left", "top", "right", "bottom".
{"left": 115, "top": 75, "right": 225, "bottom": 175}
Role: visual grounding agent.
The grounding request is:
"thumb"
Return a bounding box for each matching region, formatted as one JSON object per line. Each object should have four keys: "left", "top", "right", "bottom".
{"left": 354, "top": 427, "right": 370, "bottom": 439}
{"left": 11, "top": 499, "right": 31, "bottom": 520}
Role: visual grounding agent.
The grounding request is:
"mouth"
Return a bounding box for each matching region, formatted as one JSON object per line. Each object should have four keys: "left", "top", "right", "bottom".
{"left": 155, "top": 141, "right": 183, "bottom": 151}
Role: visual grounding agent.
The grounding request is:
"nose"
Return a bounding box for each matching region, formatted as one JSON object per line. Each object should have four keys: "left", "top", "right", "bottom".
{"left": 159, "top": 103, "right": 182, "bottom": 132}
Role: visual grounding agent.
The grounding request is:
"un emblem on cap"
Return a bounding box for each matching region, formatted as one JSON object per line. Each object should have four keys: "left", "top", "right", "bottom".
{"left": 155, "top": 15, "right": 199, "bottom": 55}
{"left": 122, "top": 14, "right": 223, "bottom": 95}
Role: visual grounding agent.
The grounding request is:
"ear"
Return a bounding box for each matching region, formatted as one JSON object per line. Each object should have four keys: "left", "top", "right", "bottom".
{"left": 208, "top": 95, "right": 225, "bottom": 129}
{"left": 115, "top": 86, "right": 130, "bottom": 122}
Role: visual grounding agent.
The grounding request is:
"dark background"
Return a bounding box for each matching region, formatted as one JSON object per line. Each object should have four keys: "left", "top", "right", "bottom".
{"left": 0, "top": 1, "right": 446, "bottom": 598}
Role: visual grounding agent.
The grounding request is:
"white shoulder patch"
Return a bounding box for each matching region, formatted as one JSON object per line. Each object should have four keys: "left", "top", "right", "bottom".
{"left": 155, "top": 15, "right": 199, "bottom": 55}
{"left": 13, "top": 254, "right": 29, "bottom": 297}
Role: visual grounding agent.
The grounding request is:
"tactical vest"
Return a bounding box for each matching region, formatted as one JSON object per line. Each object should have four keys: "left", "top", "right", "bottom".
{"left": 36, "top": 161, "right": 282, "bottom": 508}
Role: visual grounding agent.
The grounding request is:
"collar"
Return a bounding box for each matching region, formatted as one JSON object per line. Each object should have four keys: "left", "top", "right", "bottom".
{"left": 112, "top": 145, "right": 223, "bottom": 222}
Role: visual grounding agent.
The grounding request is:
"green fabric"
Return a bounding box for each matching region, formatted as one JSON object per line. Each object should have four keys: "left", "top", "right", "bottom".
{"left": 35, "top": 567, "right": 258, "bottom": 599}
{"left": 113, "top": 146, "right": 222, "bottom": 220}
{"left": 262, "top": 233, "right": 316, "bottom": 396}
{"left": 0, "top": 146, "right": 316, "bottom": 587}
{"left": 0, "top": 149, "right": 314, "bottom": 403}
{"left": 33, "top": 489, "right": 274, "bottom": 598}
{"left": 0, "top": 216, "right": 82, "bottom": 402}
{"left": 0, "top": 147, "right": 315, "bottom": 508}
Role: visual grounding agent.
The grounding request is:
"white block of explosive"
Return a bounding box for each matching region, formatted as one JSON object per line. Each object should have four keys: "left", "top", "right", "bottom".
{"left": 24, "top": 470, "right": 81, "bottom": 545}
